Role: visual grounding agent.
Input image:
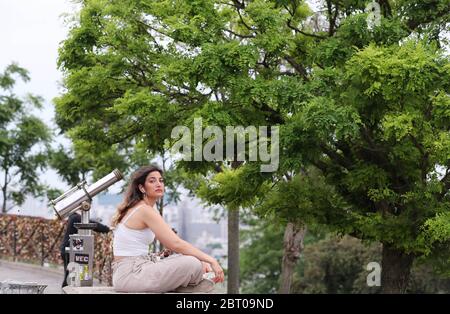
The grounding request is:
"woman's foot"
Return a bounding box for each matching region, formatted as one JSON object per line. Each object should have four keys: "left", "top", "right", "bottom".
{"left": 173, "top": 279, "right": 215, "bottom": 293}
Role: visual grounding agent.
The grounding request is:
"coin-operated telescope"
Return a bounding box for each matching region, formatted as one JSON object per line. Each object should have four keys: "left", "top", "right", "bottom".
{"left": 49, "top": 169, "right": 123, "bottom": 287}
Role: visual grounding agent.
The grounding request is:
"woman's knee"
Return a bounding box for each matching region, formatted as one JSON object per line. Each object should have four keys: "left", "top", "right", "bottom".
{"left": 112, "top": 275, "right": 126, "bottom": 292}
{"left": 180, "top": 255, "right": 203, "bottom": 274}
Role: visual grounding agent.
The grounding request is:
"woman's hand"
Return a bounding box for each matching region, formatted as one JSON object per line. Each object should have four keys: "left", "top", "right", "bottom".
{"left": 210, "top": 260, "right": 224, "bottom": 283}
{"left": 158, "top": 248, "right": 173, "bottom": 258}
{"left": 202, "top": 262, "right": 212, "bottom": 274}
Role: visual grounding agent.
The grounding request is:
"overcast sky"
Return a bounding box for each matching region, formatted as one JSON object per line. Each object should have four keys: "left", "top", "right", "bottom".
{"left": 0, "top": 0, "right": 79, "bottom": 190}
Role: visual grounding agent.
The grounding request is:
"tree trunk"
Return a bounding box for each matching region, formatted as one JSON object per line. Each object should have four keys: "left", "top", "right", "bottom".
{"left": 279, "top": 222, "right": 307, "bottom": 294}
{"left": 157, "top": 151, "right": 167, "bottom": 252}
{"left": 154, "top": 198, "right": 164, "bottom": 253}
{"left": 227, "top": 208, "right": 240, "bottom": 294}
{"left": 1, "top": 188, "right": 6, "bottom": 213}
{"left": 381, "top": 244, "right": 414, "bottom": 293}
{"left": 1, "top": 172, "right": 7, "bottom": 214}
{"left": 226, "top": 160, "right": 242, "bottom": 294}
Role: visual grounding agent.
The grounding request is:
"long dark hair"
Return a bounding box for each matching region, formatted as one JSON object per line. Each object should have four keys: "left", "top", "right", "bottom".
{"left": 111, "top": 165, "right": 163, "bottom": 227}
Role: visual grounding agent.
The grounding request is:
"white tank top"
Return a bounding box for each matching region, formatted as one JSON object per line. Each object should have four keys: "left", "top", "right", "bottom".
{"left": 113, "top": 205, "right": 156, "bottom": 257}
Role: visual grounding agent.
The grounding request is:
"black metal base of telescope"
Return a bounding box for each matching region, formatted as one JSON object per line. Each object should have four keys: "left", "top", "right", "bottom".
{"left": 74, "top": 223, "right": 98, "bottom": 231}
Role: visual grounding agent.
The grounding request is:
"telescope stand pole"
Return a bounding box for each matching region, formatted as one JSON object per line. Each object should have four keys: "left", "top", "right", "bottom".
{"left": 80, "top": 210, "right": 92, "bottom": 236}
{"left": 69, "top": 201, "right": 95, "bottom": 287}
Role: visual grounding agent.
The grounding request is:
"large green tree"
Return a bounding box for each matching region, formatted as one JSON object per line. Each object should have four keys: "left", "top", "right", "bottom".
{"left": 55, "top": 0, "right": 450, "bottom": 293}
{"left": 55, "top": 0, "right": 279, "bottom": 292}
{"left": 0, "top": 63, "right": 52, "bottom": 213}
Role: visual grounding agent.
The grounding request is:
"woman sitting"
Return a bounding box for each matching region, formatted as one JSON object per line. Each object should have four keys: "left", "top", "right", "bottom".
{"left": 111, "top": 165, "right": 224, "bottom": 293}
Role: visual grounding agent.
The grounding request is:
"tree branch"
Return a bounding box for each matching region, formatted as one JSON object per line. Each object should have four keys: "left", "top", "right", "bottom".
{"left": 408, "top": 134, "right": 429, "bottom": 184}
{"left": 311, "top": 159, "right": 329, "bottom": 173}
{"left": 439, "top": 167, "right": 450, "bottom": 200}
{"left": 223, "top": 28, "right": 255, "bottom": 39}
{"left": 378, "top": 0, "right": 392, "bottom": 17}
{"left": 233, "top": 3, "right": 256, "bottom": 32}
{"left": 282, "top": 3, "right": 294, "bottom": 17}
{"left": 319, "top": 143, "right": 353, "bottom": 170}
{"left": 406, "top": 4, "right": 450, "bottom": 32}
{"left": 283, "top": 55, "right": 309, "bottom": 81}
{"left": 6, "top": 203, "right": 17, "bottom": 213}
{"left": 326, "top": 0, "right": 339, "bottom": 36}
{"left": 286, "top": 19, "right": 326, "bottom": 39}
{"left": 5, "top": 172, "right": 13, "bottom": 186}
{"left": 232, "top": 0, "right": 245, "bottom": 10}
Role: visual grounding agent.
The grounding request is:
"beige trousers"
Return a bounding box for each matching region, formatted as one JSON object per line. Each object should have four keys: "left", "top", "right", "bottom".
{"left": 112, "top": 253, "right": 204, "bottom": 293}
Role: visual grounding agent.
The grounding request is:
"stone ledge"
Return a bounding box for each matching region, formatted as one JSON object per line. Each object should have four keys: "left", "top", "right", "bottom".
{"left": 62, "top": 286, "right": 217, "bottom": 294}
{"left": 62, "top": 286, "right": 154, "bottom": 294}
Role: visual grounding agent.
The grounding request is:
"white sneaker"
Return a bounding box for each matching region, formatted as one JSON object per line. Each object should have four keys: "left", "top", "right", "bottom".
{"left": 173, "top": 279, "right": 215, "bottom": 293}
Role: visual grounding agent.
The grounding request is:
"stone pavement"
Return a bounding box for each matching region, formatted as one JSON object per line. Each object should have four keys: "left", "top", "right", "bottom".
{"left": 0, "top": 259, "right": 65, "bottom": 294}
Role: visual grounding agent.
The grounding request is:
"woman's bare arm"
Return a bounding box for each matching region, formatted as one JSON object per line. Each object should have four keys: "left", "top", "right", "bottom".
{"left": 141, "top": 206, "right": 216, "bottom": 265}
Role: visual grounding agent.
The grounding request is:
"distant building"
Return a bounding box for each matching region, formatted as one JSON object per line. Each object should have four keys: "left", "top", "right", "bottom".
{"left": 173, "top": 188, "right": 227, "bottom": 259}
{"left": 92, "top": 193, "right": 123, "bottom": 224}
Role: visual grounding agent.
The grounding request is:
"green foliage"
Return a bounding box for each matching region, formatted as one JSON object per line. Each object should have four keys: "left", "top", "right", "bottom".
{"left": 423, "top": 212, "right": 450, "bottom": 246}
{"left": 295, "top": 234, "right": 450, "bottom": 293}
{"left": 49, "top": 145, "right": 92, "bottom": 186}
{"left": 55, "top": 0, "right": 450, "bottom": 290}
{"left": 240, "top": 217, "right": 285, "bottom": 293}
{"left": 0, "top": 63, "right": 52, "bottom": 212}
{"left": 242, "top": 221, "right": 450, "bottom": 294}
{"left": 197, "top": 165, "right": 271, "bottom": 211}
